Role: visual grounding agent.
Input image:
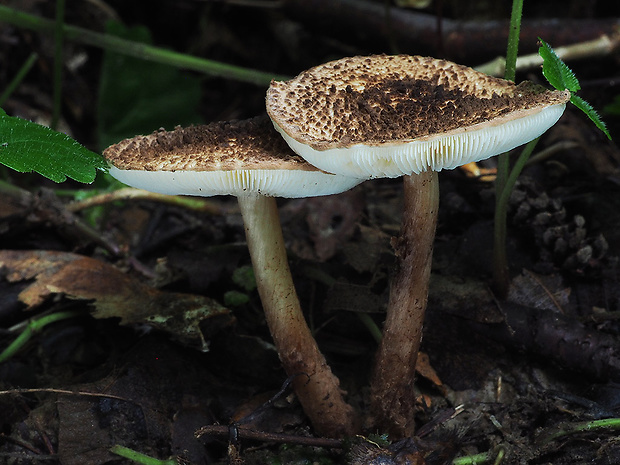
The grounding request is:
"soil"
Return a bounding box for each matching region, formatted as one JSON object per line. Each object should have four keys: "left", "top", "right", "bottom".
{"left": 1, "top": 1, "right": 620, "bottom": 464}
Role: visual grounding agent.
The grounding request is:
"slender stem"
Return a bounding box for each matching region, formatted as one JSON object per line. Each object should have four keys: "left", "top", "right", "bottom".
{"left": 504, "top": 0, "right": 524, "bottom": 83}
{"left": 495, "top": 0, "right": 524, "bottom": 195}
{"left": 51, "top": 0, "right": 66, "bottom": 130}
{"left": 356, "top": 312, "right": 383, "bottom": 345}
{"left": 492, "top": 138, "right": 538, "bottom": 298}
{"left": 452, "top": 452, "right": 491, "bottom": 465}
{"left": 0, "top": 52, "right": 38, "bottom": 107}
{"left": 237, "top": 194, "right": 356, "bottom": 438}
{"left": 492, "top": 0, "right": 524, "bottom": 298}
{"left": 0, "top": 5, "right": 287, "bottom": 86}
{"left": 0, "top": 310, "right": 81, "bottom": 364}
{"left": 369, "top": 171, "right": 440, "bottom": 438}
{"left": 109, "top": 445, "right": 176, "bottom": 465}
{"left": 537, "top": 417, "right": 620, "bottom": 446}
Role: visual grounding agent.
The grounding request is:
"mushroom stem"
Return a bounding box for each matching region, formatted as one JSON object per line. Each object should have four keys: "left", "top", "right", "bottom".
{"left": 369, "top": 170, "right": 439, "bottom": 438}
{"left": 237, "top": 193, "right": 357, "bottom": 438}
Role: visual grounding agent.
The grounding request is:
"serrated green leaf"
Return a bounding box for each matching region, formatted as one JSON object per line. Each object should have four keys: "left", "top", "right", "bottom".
{"left": 0, "top": 112, "right": 108, "bottom": 183}
{"left": 570, "top": 94, "right": 612, "bottom": 140}
{"left": 538, "top": 38, "right": 581, "bottom": 92}
{"left": 539, "top": 38, "right": 612, "bottom": 141}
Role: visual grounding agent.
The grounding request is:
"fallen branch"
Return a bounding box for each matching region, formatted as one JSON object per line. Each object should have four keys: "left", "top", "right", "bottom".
{"left": 281, "top": 0, "right": 620, "bottom": 64}
{"left": 476, "top": 33, "right": 620, "bottom": 77}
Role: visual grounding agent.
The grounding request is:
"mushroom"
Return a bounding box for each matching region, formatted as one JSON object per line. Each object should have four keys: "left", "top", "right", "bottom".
{"left": 265, "top": 54, "right": 570, "bottom": 437}
{"left": 102, "top": 115, "right": 361, "bottom": 437}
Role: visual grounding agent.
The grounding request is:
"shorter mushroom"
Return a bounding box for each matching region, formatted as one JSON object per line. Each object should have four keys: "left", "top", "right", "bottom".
{"left": 103, "top": 115, "right": 361, "bottom": 437}
{"left": 266, "top": 54, "right": 570, "bottom": 437}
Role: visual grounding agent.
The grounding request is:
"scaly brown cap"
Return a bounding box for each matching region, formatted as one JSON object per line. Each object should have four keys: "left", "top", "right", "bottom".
{"left": 103, "top": 116, "right": 363, "bottom": 198}
{"left": 266, "top": 55, "right": 570, "bottom": 178}
{"left": 104, "top": 115, "right": 315, "bottom": 172}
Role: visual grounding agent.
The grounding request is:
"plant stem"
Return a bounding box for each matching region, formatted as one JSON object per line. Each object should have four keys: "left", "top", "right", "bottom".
{"left": 369, "top": 171, "right": 440, "bottom": 438}
{"left": 537, "top": 417, "right": 620, "bottom": 446}
{"left": 452, "top": 452, "right": 491, "bottom": 465}
{"left": 492, "top": 137, "right": 538, "bottom": 297}
{"left": 51, "top": 0, "right": 66, "bottom": 130}
{"left": 0, "top": 52, "right": 38, "bottom": 106}
{"left": 492, "top": 0, "right": 524, "bottom": 298}
{"left": 237, "top": 193, "right": 356, "bottom": 438}
{"left": 0, "top": 5, "right": 288, "bottom": 87}
{"left": 504, "top": 0, "right": 524, "bottom": 83}
{"left": 110, "top": 445, "right": 177, "bottom": 465}
{"left": 0, "top": 310, "right": 81, "bottom": 364}
{"left": 356, "top": 312, "right": 383, "bottom": 345}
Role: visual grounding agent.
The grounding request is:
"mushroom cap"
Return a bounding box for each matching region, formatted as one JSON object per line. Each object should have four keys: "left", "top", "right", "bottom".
{"left": 103, "top": 116, "right": 363, "bottom": 198}
{"left": 266, "top": 54, "right": 571, "bottom": 178}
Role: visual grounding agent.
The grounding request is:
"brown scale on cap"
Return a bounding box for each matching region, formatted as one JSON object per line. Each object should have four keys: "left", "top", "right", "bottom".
{"left": 266, "top": 54, "right": 570, "bottom": 150}
{"left": 103, "top": 115, "right": 318, "bottom": 172}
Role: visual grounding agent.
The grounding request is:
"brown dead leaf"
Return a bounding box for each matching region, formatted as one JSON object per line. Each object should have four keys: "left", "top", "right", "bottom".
{"left": 0, "top": 250, "right": 232, "bottom": 351}
{"left": 416, "top": 351, "right": 444, "bottom": 392}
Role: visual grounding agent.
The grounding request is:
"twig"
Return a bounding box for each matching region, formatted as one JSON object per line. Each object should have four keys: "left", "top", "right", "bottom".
{"left": 0, "top": 180, "right": 121, "bottom": 255}
{"left": 66, "top": 187, "right": 233, "bottom": 215}
{"left": 195, "top": 425, "right": 343, "bottom": 449}
{"left": 281, "top": 0, "right": 620, "bottom": 64}
{"left": 476, "top": 34, "right": 620, "bottom": 77}
{"left": 0, "top": 387, "right": 137, "bottom": 404}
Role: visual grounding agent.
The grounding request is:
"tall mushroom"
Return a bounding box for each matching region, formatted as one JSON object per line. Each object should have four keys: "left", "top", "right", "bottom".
{"left": 102, "top": 115, "right": 361, "bottom": 437}
{"left": 265, "top": 54, "right": 570, "bottom": 437}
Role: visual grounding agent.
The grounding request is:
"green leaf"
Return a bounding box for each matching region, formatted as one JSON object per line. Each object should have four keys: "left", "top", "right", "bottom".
{"left": 224, "top": 290, "right": 250, "bottom": 307}
{"left": 97, "top": 21, "right": 203, "bottom": 149}
{"left": 539, "top": 38, "right": 612, "bottom": 140}
{"left": 570, "top": 94, "right": 611, "bottom": 140}
{"left": 0, "top": 111, "right": 108, "bottom": 183}
{"left": 538, "top": 38, "right": 580, "bottom": 92}
{"left": 232, "top": 265, "right": 257, "bottom": 292}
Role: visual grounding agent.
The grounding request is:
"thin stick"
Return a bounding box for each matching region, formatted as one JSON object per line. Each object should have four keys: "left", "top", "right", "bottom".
{"left": 475, "top": 34, "right": 619, "bottom": 77}
{"left": 237, "top": 194, "right": 356, "bottom": 438}
{"left": 196, "top": 424, "right": 343, "bottom": 448}
{"left": 0, "top": 387, "right": 135, "bottom": 403}
{"left": 369, "top": 171, "right": 439, "bottom": 437}
{"left": 0, "top": 5, "right": 287, "bottom": 87}
{"left": 66, "top": 187, "right": 229, "bottom": 215}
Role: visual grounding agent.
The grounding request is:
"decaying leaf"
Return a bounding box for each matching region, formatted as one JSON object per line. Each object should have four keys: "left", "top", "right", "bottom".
{"left": 508, "top": 270, "right": 571, "bottom": 313}
{"left": 415, "top": 351, "right": 444, "bottom": 393}
{"left": 0, "top": 250, "right": 233, "bottom": 351}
